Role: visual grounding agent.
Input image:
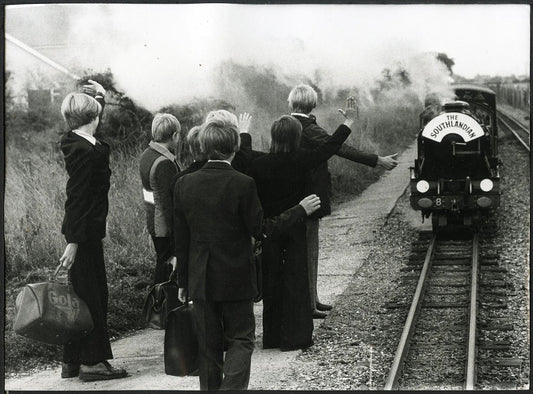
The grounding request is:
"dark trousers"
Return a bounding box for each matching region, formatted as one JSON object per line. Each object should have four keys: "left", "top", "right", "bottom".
{"left": 151, "top": 236, "right": 174, "bottom": 284}
{"left": 262, "top": 224, "right": 313, "bottom": 350}
{"left": 63, "top": 239, "right": 113, "bottom": 365}
{"left": 306, "top": 218, "right": 320, "bottom": 310}
{"left": 192, "top": 298, "right": 255, "bottom": 391}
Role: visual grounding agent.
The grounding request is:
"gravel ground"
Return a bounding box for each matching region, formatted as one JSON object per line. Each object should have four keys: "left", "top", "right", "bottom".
{"left": 276, "top": 128, "right": 530, "bottom": 390}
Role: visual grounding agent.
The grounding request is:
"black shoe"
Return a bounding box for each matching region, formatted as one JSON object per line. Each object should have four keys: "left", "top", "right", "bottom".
{"left": 79, "top": 361, "right": 128, "bottom": 382}
{"left": 312, "top": 310, "right": 327, "bottom": 319}
{"left": 316, "top": 302, "right": 332, "bottom": 311}
{"left": 61, "top": 363, "right": 80, "bottom": 378}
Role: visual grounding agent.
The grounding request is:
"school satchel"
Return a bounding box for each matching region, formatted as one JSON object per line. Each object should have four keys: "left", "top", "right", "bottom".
{"left": 164, "top": 302, "right": 199, "bottom": 376}
{"left": 142, "top": 270, "right": 181, "bottom": 329}
{"left": 13, "top": 263, "right": 94, "bottom": 345}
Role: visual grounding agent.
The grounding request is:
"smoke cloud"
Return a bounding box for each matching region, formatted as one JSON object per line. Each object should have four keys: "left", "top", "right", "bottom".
{"left": 12, "top": 4, "right": 504, "bottom": 113}
{"left": 54, "top": 4, "right": 456, "bottom": 112}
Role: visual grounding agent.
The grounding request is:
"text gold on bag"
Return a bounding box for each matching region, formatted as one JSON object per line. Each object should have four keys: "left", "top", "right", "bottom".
{"left": 48, "top": 290, "right": 80, "bottom": 322}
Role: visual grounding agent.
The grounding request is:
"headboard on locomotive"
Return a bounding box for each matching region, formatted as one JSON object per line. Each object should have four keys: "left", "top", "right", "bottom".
{"left": 421, "top": 100, "right": 491, "bottom": 179}
{"left": 410, "top": 84, "right": 500, "bottom": 227}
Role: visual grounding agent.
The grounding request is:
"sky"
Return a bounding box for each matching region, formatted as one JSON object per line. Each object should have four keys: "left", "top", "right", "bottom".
{"left": 5, "top": 3, "right": 530, "bottom": 110}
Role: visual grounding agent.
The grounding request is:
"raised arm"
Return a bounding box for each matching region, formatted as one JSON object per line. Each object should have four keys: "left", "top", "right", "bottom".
{"left": 295, "top": 124, "right": 352, "bottom": 171}
{"left": 302, "top": 121, "right": 378, "bottom": 167}
{"left": 232, "top": 113, "right": 253, "bottom": 173}
{"left": 302, "top": 97, "right": 398, "bottom": 170}
{"left": 82, "top": 79, "right": 106, "bottom": 117}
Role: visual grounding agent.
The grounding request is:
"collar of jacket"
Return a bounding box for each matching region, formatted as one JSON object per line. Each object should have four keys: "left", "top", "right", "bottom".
{"left": 293, "top": 113, "right": 317, "bottom": 125}
{"left": 149, "top": 141, "right": 177, "bottom": 163}
{"left": 203, "top": 161, "right": 233, "bottom": 170}
{"left": 72, "top": 129, "right": 97, "bottom": 145}
{"left": 68, "top": 130, "right": 107, "bottom": 147}
{"left": 290, "top": 112, "right": 310, "bottom": 118}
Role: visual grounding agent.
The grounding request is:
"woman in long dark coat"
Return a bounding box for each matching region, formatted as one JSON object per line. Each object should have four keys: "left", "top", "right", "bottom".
{"left": 248, "top": 106, "right": 356, "bottom": 351}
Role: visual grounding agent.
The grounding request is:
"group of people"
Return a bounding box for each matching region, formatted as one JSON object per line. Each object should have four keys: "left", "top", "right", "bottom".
{"left": 58, "top": 79, "right": 398, "bottom": 389}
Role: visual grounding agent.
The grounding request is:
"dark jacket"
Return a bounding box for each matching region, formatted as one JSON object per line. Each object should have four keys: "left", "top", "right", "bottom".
{"left": 248, "top": 124, "right": 351, "bottom": 218}
{"left": 175, "top": 132, "right": 252, "bottom": 180}
{"left": 139, "top": 142, "right": 180, "bottom": 237}
{"left": 174, "top": 161, "right": 263, "bottom": 301}
{"left": 230, "top": 133, "right": 252, "bottom": 173}
{"left": 177, "top": 134, "right": 306, "bottom": 239}
{"left": 294, "top": 115, "right": 378, "bottom": 218}
{"left": 179, "top": 160, "right": 207, "bottom": 178}
{"left": 61, "top": 98, "right": 111, "bottom": 244}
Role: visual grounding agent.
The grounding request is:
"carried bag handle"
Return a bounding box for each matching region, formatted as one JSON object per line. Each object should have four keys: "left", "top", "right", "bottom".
{"left": 168, "top": 268, "right": 177, "bottom": 282}
{"left": 50, "top": 262, "right": 70, "bottom": 284}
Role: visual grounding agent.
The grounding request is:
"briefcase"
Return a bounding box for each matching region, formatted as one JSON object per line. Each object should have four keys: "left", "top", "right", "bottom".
{"left": 13, "top": 264, "right": 94, "bottom": 345}
{"left": 164, "top": 303, "right": 199, "bottom": 376}
{"left": 142, "top": 270, "right": 181, "bottom": 329}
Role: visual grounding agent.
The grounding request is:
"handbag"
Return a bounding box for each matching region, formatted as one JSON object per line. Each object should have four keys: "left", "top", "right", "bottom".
{"left": 13, "top": 263, "right": 94, "bottom": 345}
{"left": 142, "top": 270, "right": 181, "bottom": 329}
{"left": 164, "top": 302, "right": 199, "bottom": 376}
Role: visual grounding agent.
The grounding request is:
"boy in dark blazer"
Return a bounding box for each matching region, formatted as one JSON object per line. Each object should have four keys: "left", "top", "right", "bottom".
{"left": 173, "top": 118, "right": 321, "bottom": 390}
{"left": 58, "top": 80, "right": 127, "bottom": 382}
{"left": 173, "top": 118, "right": 261, "bottom": 390}
{"left": 288, "top": 85, "right": 399, "bottom": 318}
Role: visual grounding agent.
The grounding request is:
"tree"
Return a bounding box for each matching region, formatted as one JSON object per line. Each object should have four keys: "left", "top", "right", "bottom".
{"left": 436, "top": 53, "right": 455, "bottom": 75}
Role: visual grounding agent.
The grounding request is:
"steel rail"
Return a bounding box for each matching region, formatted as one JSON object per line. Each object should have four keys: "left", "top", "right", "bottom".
{"left": 384, "top": 234, "right": 437, "bottom": 390}
{"left": 497, "top": 112, "right": 530, "bottom": 152}
{"left": 497, "top": 110, "right": 530, "bottom": 136}
{"left": 465, "top": 233, "right": 480, "bottom": 390}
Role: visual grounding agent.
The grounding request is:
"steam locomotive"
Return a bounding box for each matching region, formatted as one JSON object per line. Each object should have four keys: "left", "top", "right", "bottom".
{"left": 409, "top": 84, "right": 501, "bottom": 230}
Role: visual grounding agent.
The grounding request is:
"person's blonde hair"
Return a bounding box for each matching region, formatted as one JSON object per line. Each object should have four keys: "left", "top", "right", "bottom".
{"left": 151, "top": 113, "right": 181, "bottom": 142}
{"left": 60, "top": 93, "right": 102, "bottom": 130}
{"left": 288, "top": 84, "right": 318, "bottom": 114}
{"left": 200, "top": 120, "right": 240, "bottom": 160}
{"left": 187, "top": 126, "right": 206, "bottom": 161}
{"left": 205, "top": 109, "right": 238, "bottom": 127}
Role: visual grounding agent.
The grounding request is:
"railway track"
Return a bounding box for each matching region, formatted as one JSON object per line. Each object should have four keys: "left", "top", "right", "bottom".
{"left": 497, "top": 110, "right": 530, "bottom": 152}
{"left": 383, "top": 224, "right": 517, "bottom": 390}
{"left": 384, "top": 232, "right": 480, "bottom": 390}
